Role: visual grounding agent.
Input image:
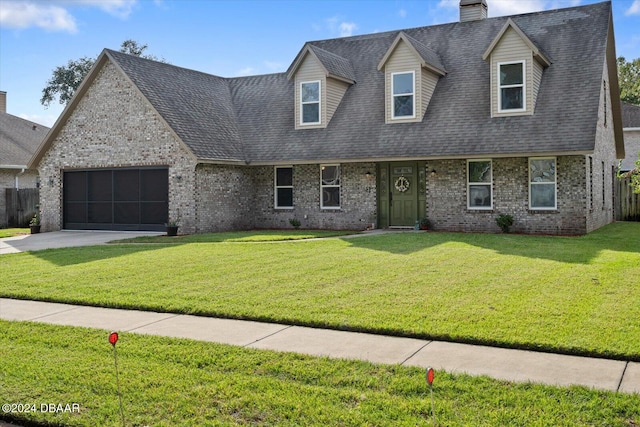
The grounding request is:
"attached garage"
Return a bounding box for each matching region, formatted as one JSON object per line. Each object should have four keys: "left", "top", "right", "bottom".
{"left": 63, "top": 167, "right": 168, "bottom": 231}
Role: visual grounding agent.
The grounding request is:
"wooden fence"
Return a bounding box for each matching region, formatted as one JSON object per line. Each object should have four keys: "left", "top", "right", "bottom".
{"left": 4, "top": 188, "right": 39, "bottom": 227}
{"left": 617, "top": 176, "right": 640, "bottom": 221}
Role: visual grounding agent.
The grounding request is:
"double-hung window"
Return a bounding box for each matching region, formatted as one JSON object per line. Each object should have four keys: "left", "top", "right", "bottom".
{"left": 529, "top": 157, "right": 556, "bottom": 210}
{"left": 301, "top": 81, "right": 321, "bottom": 125}
{"left": 392, "top": 71, "right": 415, "bottom": 119}
{"left": 321, "top": 165, "right": 340, "bottom": 209}
{"left": 498, "top": 61, "right": 525, "bottom": 112}
{"left": 274, "top": 166, "right": 293, "bottom": 209}
{"left": 468, "top": 160, "right": 492, "bottom": 209}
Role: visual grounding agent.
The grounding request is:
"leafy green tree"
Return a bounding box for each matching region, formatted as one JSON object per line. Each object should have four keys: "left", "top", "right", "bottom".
{"left": 41, "top": 40, "right": 162, "bottom": 107}
{"left": 618, "top": 57, "right": 640, "bottom": 106}
{"left": 627, "top": 158, "right": 640, "bottom": 194}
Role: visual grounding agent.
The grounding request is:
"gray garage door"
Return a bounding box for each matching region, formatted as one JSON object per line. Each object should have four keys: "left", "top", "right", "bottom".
{"left": 63, "top": 168, "right": 168, "bottom": 231}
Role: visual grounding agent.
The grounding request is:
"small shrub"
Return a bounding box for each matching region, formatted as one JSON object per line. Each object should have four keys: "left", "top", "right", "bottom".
{"left": 289, "top": 218, "right": 301, "bottom": 229}
{"left": 496, "top": 214, "right": 514, "bottom": 233}
{"left": 419, "top": 217, "right": 431, "bottom": 230}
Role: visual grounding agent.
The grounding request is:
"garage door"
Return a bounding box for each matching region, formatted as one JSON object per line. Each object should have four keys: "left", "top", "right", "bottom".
{"left": 63, "top": 168, "right": 168, "bottom": 231}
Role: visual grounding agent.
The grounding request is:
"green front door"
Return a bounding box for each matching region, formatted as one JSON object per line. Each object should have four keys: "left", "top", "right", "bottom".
{"left": 390, "top": 162, "right": 418, "bottom": 227}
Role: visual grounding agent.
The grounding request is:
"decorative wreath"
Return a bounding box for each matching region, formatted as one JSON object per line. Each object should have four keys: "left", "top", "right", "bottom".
{"left": 394, "top": 176, "right": 410, "bottom": 192}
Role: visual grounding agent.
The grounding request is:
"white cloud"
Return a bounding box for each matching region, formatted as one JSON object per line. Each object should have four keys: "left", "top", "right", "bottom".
{"left": 0, "top": 1, "right": 77, "bottom": 32}
{"left": 264, "top": 61, "right": 284, "bottom": 72}
{"left": 236, "top": 67, "right": 256, "bottom": 76}
{"left": 436, "top": 0, "right": 587, "bottom": 18}
{"left": 488, "top": 0, "right": 547, "bottom": 17}
{"left": 627, "top": 0, "right": 640, "bottom": 16}
{"left": 72, "top": 0, "right": 137, "bottom": 19}
{"left": 19, "top": 113, "right": 58, "bottom": 128}
{"left": 398, "top": 8, "right": 407, "bottom": 18}
{"left": 0, "top": 0, "right": 138, "bottom": 32}
{"left": 437, "top": 0, "right": 458, "bottom": 10}
{"left": 339, "top": 21, "right": 357, "bottom": 37}
{"left": 324, "top": 15, "right": 358, "bottom": 37}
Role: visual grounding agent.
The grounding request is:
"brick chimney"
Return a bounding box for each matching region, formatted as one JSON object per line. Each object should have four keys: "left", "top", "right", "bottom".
{"left": 460, "top": 0, "right": 488, "bottom": 22}
{"left": 0, "top": 91, "right": 6, "bottom": 113}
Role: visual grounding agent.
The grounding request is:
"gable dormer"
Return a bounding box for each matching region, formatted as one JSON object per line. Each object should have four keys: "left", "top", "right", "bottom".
{"left": 378, "top": 32, "right": 446, "bottom": 124}
{"left": 287, "top": 44, "right": 355, "bottom": 130}
{"left": 482, "top": 18, "right": 551, "bottom": 117}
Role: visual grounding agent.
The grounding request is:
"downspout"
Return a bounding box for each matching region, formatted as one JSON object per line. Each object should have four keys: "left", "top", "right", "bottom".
{"left": 15, "top": 168, "right": 25, "bottom": 190}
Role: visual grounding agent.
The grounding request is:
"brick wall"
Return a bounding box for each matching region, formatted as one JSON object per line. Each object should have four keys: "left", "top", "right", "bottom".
{"left": 194, "top": 163, "right": 253, "bottom": 232}
{"left": 425, "top": 156, "right": 589, "bottom": 235}
{"left": 248, "top": 162, "right": 377, "bottom": 230}
{"left": 37, "top": 61, "right": 198, "bottom": 233}
{"left": 586, "top": 58, "right": 618, "bottom": 232}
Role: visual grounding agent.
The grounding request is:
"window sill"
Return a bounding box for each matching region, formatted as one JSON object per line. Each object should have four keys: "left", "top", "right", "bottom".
{"left": 528, "top": 209, "right": 558, "bottom": 214}
{"left": 466, "top": 209, "right": 494, "bottom": 213}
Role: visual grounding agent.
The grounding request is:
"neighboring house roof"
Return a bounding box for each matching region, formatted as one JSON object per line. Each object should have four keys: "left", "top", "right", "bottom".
{"left": 0, "top": 112, "right": 49, "bottom": 168}
{"left": 622, "top": 102, "right": 640, "bottom": 128}
{"left": 30, "top": 1, "right": 622, "bottom": 167}
{"left": 621, "top": 102, "right": 640, "bottom": 171}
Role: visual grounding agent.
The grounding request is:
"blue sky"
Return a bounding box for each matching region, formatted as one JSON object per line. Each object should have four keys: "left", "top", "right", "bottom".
{"left": 1, "top": 0, "right": 639, "bottom": 127}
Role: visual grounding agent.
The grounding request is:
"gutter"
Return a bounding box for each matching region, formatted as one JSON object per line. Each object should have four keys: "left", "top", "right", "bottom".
{"left": 0, "top": 165, "right": 30, "bottom": 189}
{"left": 0, "top": 164, "right": 29, "bottom": 169}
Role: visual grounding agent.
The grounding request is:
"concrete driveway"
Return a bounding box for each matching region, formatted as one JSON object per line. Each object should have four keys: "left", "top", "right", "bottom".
{"left": 0, "top": 230, "right": 163, "bottom": 255}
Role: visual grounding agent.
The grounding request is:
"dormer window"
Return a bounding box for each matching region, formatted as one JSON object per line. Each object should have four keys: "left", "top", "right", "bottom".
{"left": 392, "top": 72, "right": 415, "bottom": 119}
{"left": 300, "top": 81, "right": 321, "bottom": 125}
{"left": 483, "top": 19, "right": 550, "bottom": 118}
{"left": 498, "top": 61, "right": 525, "bottom": 112}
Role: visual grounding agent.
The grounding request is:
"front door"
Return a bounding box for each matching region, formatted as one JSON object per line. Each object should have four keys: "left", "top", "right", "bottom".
{"left": 389, "top": 162, "right": 418, "bottom": 227}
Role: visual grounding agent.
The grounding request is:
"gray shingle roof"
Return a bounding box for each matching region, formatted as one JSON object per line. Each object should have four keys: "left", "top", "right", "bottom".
{"left": 622, "top": 102, "right": 640, "bottom": 128}
{"left": 399, "top": 32, "right": 447, "bottom": 75}
{"left": 622, "top": 102, "right": 640, "bottom": 171}
{"left": 0, "top": 112, "right": 49, "bottom": 167}
{"left": 307, "top": 45, "right": 356, "bottom": 83}
{"left": 106, "top": 1, "right": 612, "bottom": 164}
{"left": 106, "top": 50, "right": 245, "bottom": 162}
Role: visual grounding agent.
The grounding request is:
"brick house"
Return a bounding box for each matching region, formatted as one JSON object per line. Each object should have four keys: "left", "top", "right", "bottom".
{"left": 1, "top": 91, "right": 48, "bottom": 227}
{"left": 30, "top": 1, "right": 624, "bottom": 235}
{"left": 621, "top": 102, "right": 640, "bottom": 172}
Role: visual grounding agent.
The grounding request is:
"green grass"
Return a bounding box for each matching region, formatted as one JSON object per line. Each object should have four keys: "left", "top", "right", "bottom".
{"left": 111, "top": 229, "right": 357, "bottom": 243}
{"left": 0, "top": 228, "right": 29, "bottom": 238}
{"left": 1, "top": 321, "right": 638, "bottom": 427}
{"left": 2, "top": 222, "right": 640, "bottom": 359}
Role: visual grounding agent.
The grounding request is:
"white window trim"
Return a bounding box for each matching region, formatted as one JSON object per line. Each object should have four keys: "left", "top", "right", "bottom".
{"left": 467, "top": 159, "right": 493, "bottom": 210}
{"left": 320, "top": 164, "right": 340, "bottom": 210}
{"left": 529, "top": 157, "right": 557, "bottom": 210}
{"left": 274, "top": 166, "right": 293, "bottom": 209}
{"left": 391, "top": 71, "right": 416, "bottom": 120}
{"left": 497, "top": 60, "right": 526, "bottom": 113}
{"left": 300, "top": 80, "right": 321, "bottom": 126}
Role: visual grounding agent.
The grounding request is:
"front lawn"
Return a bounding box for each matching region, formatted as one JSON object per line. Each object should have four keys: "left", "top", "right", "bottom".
{"left": 0, "top": 228, "right": 29, "bottom": 238}
{"left": 1, "top": 321, "right": 638, "bottom": 427}
{"left": 1, "top": 222, "right": 639, "bottom": 359}
{"left": 110, "top": 229, "right": 356, "bottom": 243}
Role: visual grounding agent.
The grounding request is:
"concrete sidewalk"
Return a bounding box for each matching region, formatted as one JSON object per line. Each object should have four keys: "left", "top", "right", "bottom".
{"left": 0, "top": 230, "right": 163, "bottom": 255}
{"left": 1, "top": 298, "right": 638, "bottom": 394}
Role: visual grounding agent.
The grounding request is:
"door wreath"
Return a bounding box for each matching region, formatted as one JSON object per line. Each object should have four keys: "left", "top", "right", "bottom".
{"left": 394, "top": 176, "right": 410, "bottom": 192}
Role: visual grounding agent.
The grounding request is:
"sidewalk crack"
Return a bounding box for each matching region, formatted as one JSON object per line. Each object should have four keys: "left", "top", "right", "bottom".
{"left": 616, "top": 361, "right": 630, "bottom": 393}
{"left": 400, "top": 341, "right": 432, "bottom": 365}
{"left": 126, "top": 313, "right": 181, "bottom": 332}
{"left": 243, "top": 325, "right": 293, "bottom": 347}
